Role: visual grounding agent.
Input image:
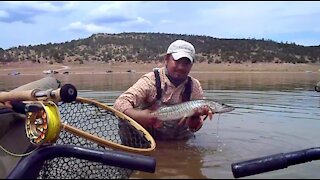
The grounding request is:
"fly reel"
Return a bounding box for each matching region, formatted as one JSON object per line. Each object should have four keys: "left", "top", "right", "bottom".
{"left": 25, "top": 101, "right": 62, "bottom": 145}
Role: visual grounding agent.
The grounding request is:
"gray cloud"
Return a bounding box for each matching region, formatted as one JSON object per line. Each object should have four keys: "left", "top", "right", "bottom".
{"left": 0, "top": 8, "right": 46, "bottom": 23}
{"left": 0, "top": 1, "right": 73, "bottom": 23}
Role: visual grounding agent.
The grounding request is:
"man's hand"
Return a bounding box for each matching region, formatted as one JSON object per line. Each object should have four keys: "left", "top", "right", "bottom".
{"left": 139, "top": 109, "right": 163, "bottom": 128}
{"left": 178, "top": 105, "right": 214, "bottom": 132}
{"left": 192, "top": 105, "right": 213, "bottom": 119}
{"left": 0, "top": 101, "right": 13, "bottom": 108}
{"left": 124, "top": 108, "right": 163, "bottom": 129}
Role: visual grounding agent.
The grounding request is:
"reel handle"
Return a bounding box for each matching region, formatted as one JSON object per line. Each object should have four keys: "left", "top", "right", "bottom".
{"left": 0, "top": 84, "right": 77, "bottom": 103}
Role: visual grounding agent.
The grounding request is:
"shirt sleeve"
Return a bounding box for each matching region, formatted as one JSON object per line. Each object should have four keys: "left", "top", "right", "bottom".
{"left": 113, "top": 73, "right": 155, "bottom": 113}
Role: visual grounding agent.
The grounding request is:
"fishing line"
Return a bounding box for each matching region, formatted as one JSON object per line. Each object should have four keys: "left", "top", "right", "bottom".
{"left": 0, "top": 144, "right": 39, "bottom": 157}
{"left": 215, "top": 114, "right": 224, "bottom": 152}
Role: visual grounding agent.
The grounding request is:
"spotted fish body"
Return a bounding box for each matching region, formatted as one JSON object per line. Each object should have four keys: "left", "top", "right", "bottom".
{"left": 152, "top": 99, "right": 235, "bottom": 121}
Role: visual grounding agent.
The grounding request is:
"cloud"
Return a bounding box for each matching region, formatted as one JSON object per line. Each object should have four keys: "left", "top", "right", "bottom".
{"left": 0, "top": 8, "right": 44, "bottom": 23}
{"left": 85, "top": 2, "right": 152, "bottom": 30}
{"left": 87, "top": 1, "right": 141, "bottom": 18}
{"left": 0, "top": 1, "right": 73, "bottom": 23}
{"left": 2, "top": 1, "right": 74, "bottom": 12}
{"left": 62, "top": 16, "right": 152, "bottom": 34}
{"left": 62, "top": 21, "right": 115, "bottom": 33}
{"left": 0, "top": 10, "right": 9, "bottom": 18}
{"left": 57, "top": 2, "right": 154, "bottom": 33}
{"left": 120, "top": 17, "right": 152, "bottom": 28}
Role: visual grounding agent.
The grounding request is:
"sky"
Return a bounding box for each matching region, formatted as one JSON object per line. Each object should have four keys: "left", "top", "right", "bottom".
{"left": 1, "top": 1, "right": 320, "bottom": 50}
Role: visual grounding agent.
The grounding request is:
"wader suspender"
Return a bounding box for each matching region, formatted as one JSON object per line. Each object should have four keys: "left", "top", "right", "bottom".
{"left": 153, "top": 68, "right": 192, "bottom": 102}
{"left": 154, "top": 68, "right": 162, "bottom": 101}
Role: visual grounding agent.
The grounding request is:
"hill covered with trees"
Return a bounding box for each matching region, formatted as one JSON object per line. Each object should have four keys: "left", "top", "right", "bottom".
{"left": 1, "top": 32, "right": 319, "bottom": 65}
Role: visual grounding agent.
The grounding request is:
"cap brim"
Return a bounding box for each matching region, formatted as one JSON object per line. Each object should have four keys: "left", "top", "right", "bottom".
{"left": 171, "top": 52, "right": 193, "bottom": 63}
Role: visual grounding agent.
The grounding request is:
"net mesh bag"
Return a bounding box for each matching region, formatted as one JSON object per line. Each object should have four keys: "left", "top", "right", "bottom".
{"left": 36, "top": 99, "right": 153, "bottom": 179}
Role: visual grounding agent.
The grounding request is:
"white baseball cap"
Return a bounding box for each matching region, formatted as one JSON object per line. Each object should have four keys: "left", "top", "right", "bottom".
{"left": 167, "top": 39, "right": 195, "bottom": 63}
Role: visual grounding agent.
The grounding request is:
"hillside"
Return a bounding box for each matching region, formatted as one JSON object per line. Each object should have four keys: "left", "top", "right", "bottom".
{"left": 0, "top": 32, "right": 320, "bottom": 65}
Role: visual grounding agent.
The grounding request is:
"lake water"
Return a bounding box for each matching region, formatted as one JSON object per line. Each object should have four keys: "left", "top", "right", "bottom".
{"left": 1, "top": 71, "right": 320, "bottom": 179}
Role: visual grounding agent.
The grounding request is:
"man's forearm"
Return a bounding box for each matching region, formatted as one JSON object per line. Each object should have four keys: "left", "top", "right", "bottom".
{"left": 124, "top": 108, "right": 151, "bottom": 127}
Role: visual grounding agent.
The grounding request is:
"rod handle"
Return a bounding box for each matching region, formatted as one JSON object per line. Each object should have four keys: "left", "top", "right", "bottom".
{"left": 0, "top": 84, "right": 77, "bottom": 103}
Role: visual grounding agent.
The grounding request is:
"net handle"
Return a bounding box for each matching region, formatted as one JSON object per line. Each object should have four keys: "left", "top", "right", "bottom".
{"left": 7, "top": 144, "right": 156, "bottom": 179}
{"left": 0, "top": 84, "right": 77, "bottom": 103}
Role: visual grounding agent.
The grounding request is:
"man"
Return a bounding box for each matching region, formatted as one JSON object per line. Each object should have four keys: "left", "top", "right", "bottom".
{"left": 113, "top": 39, "right": 212, "bottom": 140}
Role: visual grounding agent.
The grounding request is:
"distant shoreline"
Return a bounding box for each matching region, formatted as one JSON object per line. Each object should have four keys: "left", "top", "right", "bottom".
{"left": 1, "top": 62, "right": 320, "bottom": 76}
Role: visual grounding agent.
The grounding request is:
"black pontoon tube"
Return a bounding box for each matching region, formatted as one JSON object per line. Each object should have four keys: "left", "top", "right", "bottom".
{"left": 231, "top": 147, "right": 320, "bottom": 178}
{"left": 7, "top": 144, "right": 156, "bottom": 179}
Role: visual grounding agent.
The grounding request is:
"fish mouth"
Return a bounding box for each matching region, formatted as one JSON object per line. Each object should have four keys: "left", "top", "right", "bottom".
{"left": 221, "top": 105, "right": 235, "bottom": 113}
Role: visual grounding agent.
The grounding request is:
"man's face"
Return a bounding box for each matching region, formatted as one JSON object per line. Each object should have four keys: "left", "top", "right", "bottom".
{"left": 166, "top": 55, "right": 193, "bottom": 81}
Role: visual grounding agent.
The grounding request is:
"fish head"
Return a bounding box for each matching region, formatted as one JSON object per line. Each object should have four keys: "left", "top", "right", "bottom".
{"left": 207, "top": 101, "right": 235, "bottom": 113}
{"left": 219, "top": 103, "right": 235, "bottom": 113}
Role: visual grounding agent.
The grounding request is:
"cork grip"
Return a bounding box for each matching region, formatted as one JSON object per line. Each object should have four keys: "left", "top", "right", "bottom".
{"left": 0, "top": 89, "right": 39, "bottom": 102}
{"left": 0, "top": 84, "right": 77, "bottom": 103}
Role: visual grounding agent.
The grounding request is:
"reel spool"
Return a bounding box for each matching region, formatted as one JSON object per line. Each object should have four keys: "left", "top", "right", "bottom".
{"left": 25, "top": 101, "right": 61, "bottom": 145}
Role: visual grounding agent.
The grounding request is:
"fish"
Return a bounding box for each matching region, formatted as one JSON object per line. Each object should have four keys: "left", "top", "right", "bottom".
{"left": 151, "top": 99, "right": 235, "bottom": 122}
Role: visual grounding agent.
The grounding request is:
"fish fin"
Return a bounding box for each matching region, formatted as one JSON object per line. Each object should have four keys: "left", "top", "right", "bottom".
{"left": 178, "top": 116, "right": 187, "bottom": 126}
{"left": 208, "top": 110, "right": 213, "bottom": 120}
